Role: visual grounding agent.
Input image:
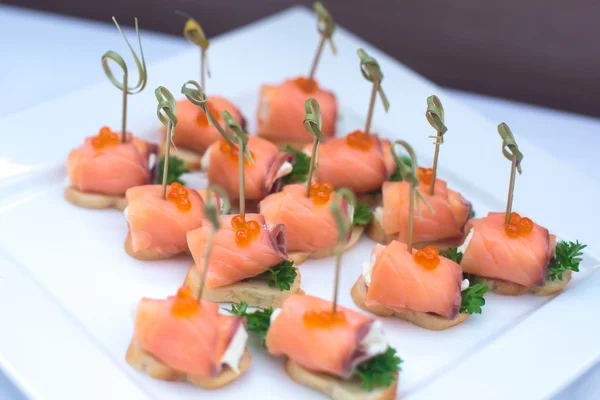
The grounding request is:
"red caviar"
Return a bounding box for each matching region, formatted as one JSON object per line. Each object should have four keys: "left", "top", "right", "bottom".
{"left": 309, "top": 181, "right": 334, "bottom": 205}
{"left": 195, "top": 102, "right": 220, "bottom": 127}
{"left": 231, "top": 215, "right": 261, "bottom": 247}
{"left": 504, "top": 212, "right": 534, "bottom": 238}
{"left": 170, "top": 285, "right": 198, "bottom": 318}
{"left": 91, "top": 126, "right": 120, "bottom": 149}
{"left": 219, "top": 140, "right": 254, "bottom": 164}
{"left": 293, "top": 76, "right": 318, "bottom": 93}
{"left": 417, "top": 167, "right": 433, "bottom": 185}
{"left": 167, "top": 182, "right": 192, "bottom": 212}
{"left": 345, "top": 130, "right": 372, "bottom": 150}
{"left": 303, "top": 309, "right": 347, "bottom": 329}
{"left": 414, "top": 245, "right": 440, "bottom": 270}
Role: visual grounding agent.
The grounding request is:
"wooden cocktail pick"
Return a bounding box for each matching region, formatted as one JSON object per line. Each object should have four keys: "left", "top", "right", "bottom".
{"left": 303, "top": 98, "right": 325, "bottom": 196}
{"left": 391, "top": 140, "right": 433, "bottom": 252}
{"left": 497, "top": 123, "right": 524, "bottom": 225}
{"left": 425, "top": 95, "right": 448, "bottom": 195}
{"left": 306, "top": 2, "right": 337, "bottom": 89}
{"left": 196, "top": 185, "right": 231, "bottom": 300}
{"left": 223, "top": 113, "right": 254, "bottom": 218}
{"left": 330, "top": 188, "right": 356, "bottom": 314}
{"left": 102, "top": 17, "right": 148, "bottom": 142}
{"left": 155, "top": 87, "right": 179, "bottom": 199}
{"left": 176, "top": 12, "right": 211, "bottom": 90}
{"left": 357, "top": 48, "right": 390, "bottom": 135}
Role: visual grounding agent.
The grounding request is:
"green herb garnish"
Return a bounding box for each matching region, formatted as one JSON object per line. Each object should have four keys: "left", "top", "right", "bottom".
{"left": 354, "top": 347, "right": 402, "bottom": 390}
{"left": 157, "top": 155, "right": 188, "bottom": 185}
{"left": 546, "top": 240, "right": 586, "bottom": 281}
{"left": 441, "top": 247, "right": 463, "bottom": 264}
{"left": 281, "top": 146, "right": 311, "bottom": 185}
{"left": 460, "top": 280, "right": 488, "bottom": 314}
{"left": 255, "top": 260, "right": 297, "bottom": 291}
{"left": 390, "top": 155, "right": 412, "bottom": 182}
{"left": 227, "top": 301, "right": 273, "bottom": 345}
{"left": 353, "top": 202, "right": 374, "bottom": 226}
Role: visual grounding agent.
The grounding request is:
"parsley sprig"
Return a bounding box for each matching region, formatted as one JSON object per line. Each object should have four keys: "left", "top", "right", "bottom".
{"left": 157, "top": 155, "right": 188, "bottom": 185}
{"left": 281, "top": 146, "right": 310, "bottom": 185}
{"left": 354, "top": 347, "right": 402, "bottom": 390}
{"left": 255, "top": 260, "right": 297, "bottom": 291}
{"left": 460, "top": 280, "right": 488, "bottom": 314}
{"left": 441, "top": 247, "right": 463, "bottom": 264}
{"left": 390, "top": 155, "right": 412, "bottom": 182}
{"left": 227, "top": 301, "right": 273, "bottom": 345}
{"left": 546, "top": 240, "right": 586, "bottom": 281}
{"left": 353, "top": 202, "right": 374, "bottom": 226}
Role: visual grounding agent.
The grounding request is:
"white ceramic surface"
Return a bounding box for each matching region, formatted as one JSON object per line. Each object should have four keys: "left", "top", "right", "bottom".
{"left": 0, "top": 6, "right": 599, "bottom": 400}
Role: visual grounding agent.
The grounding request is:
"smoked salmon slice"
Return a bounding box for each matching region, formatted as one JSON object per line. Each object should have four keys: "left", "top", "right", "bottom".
{"left": 460, "top": 212, "right": 554, "bottom": 287}
{"left": 364, "top": 241, "right": 462, "bottom": 319}
{"left": 125, "top": 184, "right": 205, "bottom": 254}
{"left": 187, "top": 213, "right": 287, "bottom": 288}
{"left": 380, "top": 139, "right": 397, "bottom": 177}
{"left": 265, "top": 294, "right": 377, "bottom": 378}
{"left": 67, "top": 128, "right": 157, "bottom": 195}
{"left": 257, "top": 78, "right": 337, "bottom": 145}
{"left": 259, "top": 183, "right": 350, "bottom": 253}
{"left": 168, "top": 97, "right": 245, "bottom": 156}
{"left": 305, "top": 133, "right": 394, "bottom": 194}
{"left": 133, "top": 287, "right": 243, "bottom": 377}
{"left": 203, "top": 137, "right": 295, "bottom": 201}
{"left": 382, "top": 180, "right": 471, "bottom": 245}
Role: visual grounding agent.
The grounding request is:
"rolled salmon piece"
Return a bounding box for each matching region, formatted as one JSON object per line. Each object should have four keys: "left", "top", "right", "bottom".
{"left": 125, "top": 183, "right": 205, "bottom": 256}
{"left": 202, "top": 136, "right": 295, "bottom": 201}
{"left": 257, "top": 77, "right": 337, "bottom": 148}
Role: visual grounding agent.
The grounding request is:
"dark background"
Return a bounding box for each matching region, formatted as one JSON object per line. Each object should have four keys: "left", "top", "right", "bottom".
{"left": 5, "top": 0, "right": 599, "bottom": 117}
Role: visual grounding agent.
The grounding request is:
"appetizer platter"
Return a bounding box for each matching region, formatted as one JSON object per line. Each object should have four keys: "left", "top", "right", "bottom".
{"left": 1, "top": 6, "right": 599, "bottom": 400}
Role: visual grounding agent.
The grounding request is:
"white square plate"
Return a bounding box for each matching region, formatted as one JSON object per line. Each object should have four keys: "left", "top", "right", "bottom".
{"left": 1, "top": 7, "right": 599, "bottom": 400}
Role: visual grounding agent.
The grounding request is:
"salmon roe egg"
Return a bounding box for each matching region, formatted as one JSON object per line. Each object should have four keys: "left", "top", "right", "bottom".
{"left": 171, "top": 285, "right": 199, "bottom": 318}
{"left": 195, "top": 102, "right": 220, "bottom": 127}
{"left": 219, "top": 140, "right": 253, "bottom": 164}
{"left": 413, "top": 245, "right": 440, "bottom": 270}
{"left": 309, "top": 181, "right": 335, "bottom": 205}
{"left": 91, "top": 126, "right": 120, "bottom": 149}
{"left": 303, "top": 309, "right": 347, "bottom": 329}
{"left": 231, "top": 215, "right": 261, "bottom": 247}
{"left": 293, "top": 76, "right": 318, "bottom": 93}
{"left": 417, "top": 167, "right": 433, "bottom": 185}
{"left": 504, "top": 212, "right": 534, "bottom": 238}
{"left": 167, "top": 182, "right": 192, "bottom": 212}
{"left": 345, "top": 130, "right": 373, "bottom": 150}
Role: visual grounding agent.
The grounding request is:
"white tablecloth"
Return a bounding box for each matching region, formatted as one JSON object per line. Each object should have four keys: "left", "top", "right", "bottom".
{"left": 1, "top": 4, "right": 599, "bottom": 399}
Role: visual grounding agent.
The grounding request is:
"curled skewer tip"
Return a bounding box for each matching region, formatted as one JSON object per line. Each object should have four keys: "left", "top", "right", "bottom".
{"left": 203, "top": 185, "right": 231, "bottom": 230}
{"left": 426, "top": 95, "right": 447, "bottom": 135}
{"left": 357, "top": 48, "right": 390, "bottom": 112}
{"left": 498, "top": 122, "right": 523, "bottom": 174}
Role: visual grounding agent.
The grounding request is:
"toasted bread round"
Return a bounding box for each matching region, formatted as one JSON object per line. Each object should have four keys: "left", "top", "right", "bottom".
{"left": 480, "top": 270, "right": 571, "bottom": 296}
{"left": 64, "top": 186, "right": 127, "bottom": 210}
{"left": 351, "top": 275, "right": 468, "bottom": 331}
{"left": 366, "top": 217, "right": 463, "bottom": 252}
{"left": 284, "top": 359, "right": 398, "bottom": 400}
{"left": 184, "top": 264, "right": 304, "bottom": 308}
{"left": 126, "top": 338, "right": 251, "bottom": 389}
{"left": 159, "top": 143, "right": 203, "bottom": 171}
{"left": 288, "top": 225, "right": 364, "bottom": 265}
{"left": 124, "top": 232, "right": 184, "bottom": 261}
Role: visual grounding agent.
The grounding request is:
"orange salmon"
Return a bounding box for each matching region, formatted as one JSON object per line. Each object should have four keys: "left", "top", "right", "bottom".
{"left": 257, "top": 77, "right": 337, "bottom": 144}
{"left": 382, "top": 180, "right": 471, "bottom": 244}
{"left": 265, "top": 294, "right": 376, "bottom": 378}
{"left": 67, "top": 128, "right": 157, "bottom": 195}
{"left": 365, "top": 241, "right": 462, "bottom": 319}
{"left": 125, "top": 184, "right": 205, "bottom": 254}
{"left": 305, "top": 133, "right": 392, "bottom": 194}
{"left": 168, "top": 97, "right": 245, "bottom": 155}
{"left": 259, "top": 184, "right": 350, "bottom": 253}
{"left": 460, "top": 212, "right": 554, "bottom": 287}
{"left": 205, "top": 137, "right": 295, "bottom": 200}
{"left": 133, "top": 288, "right": 243, "bottom": 377}
{"left": 187, "top": 213, "right": 287, "bottom": 288}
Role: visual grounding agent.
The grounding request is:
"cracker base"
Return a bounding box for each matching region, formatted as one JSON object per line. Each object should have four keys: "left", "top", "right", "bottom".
{"left": 480, "top": 270, "right": 572, "bottom": 296}
{"left": 124, "top": 232, "right": 184, "bottom": 261}
{"left": 288, "top": 225, "right": 364, "bottom": 266}
{"left": 159, "top": 143, "right": 203, "bottom": 171}
{"left": 64, "top": 186, "right": 127, "bottom": 210}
